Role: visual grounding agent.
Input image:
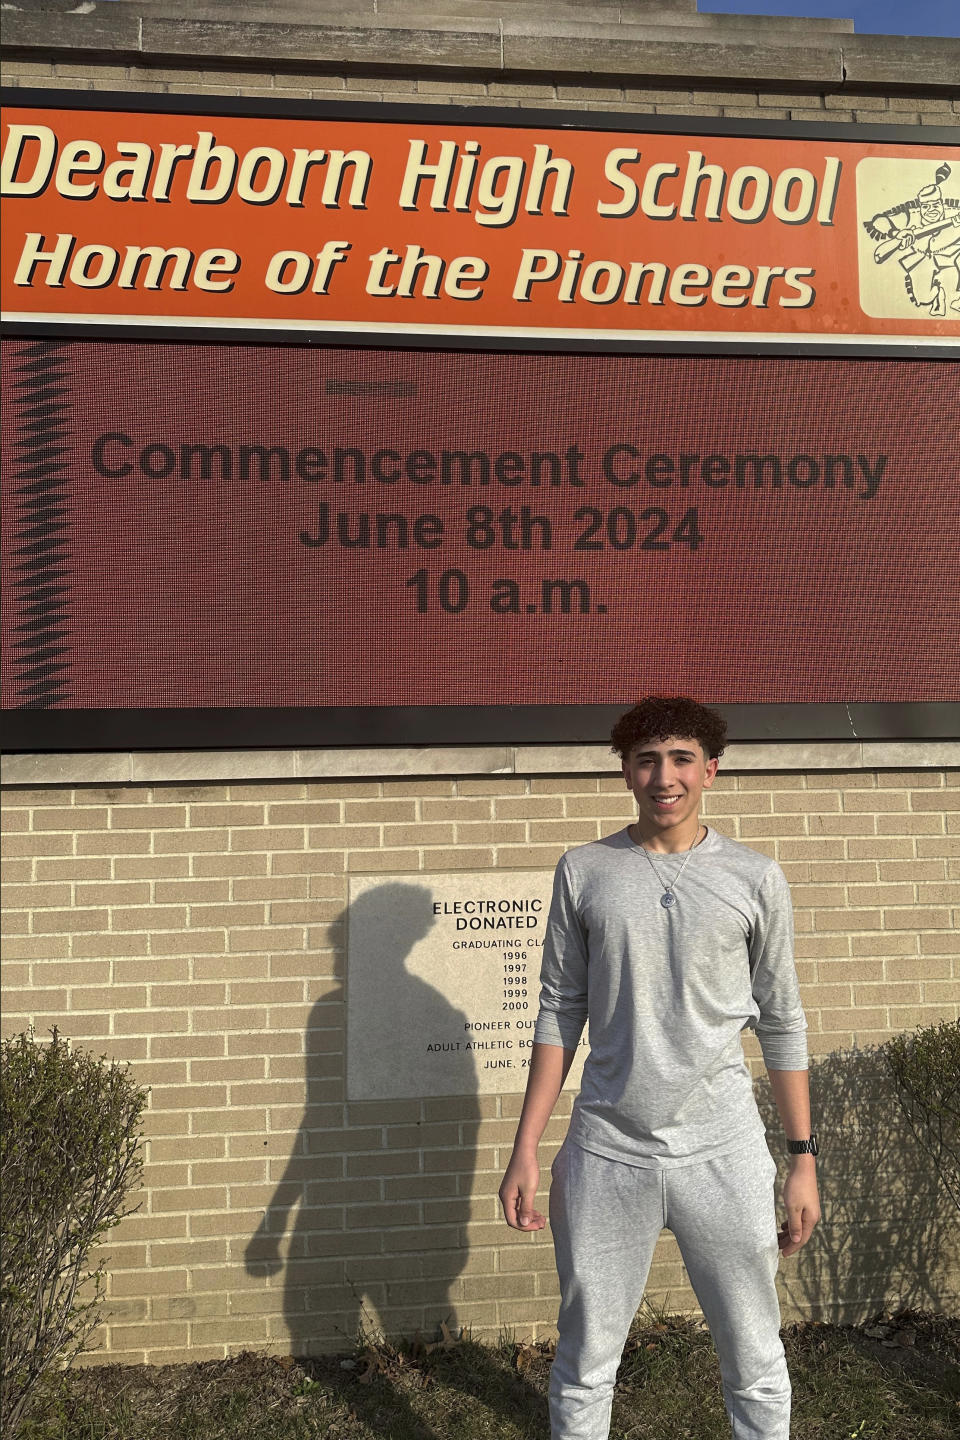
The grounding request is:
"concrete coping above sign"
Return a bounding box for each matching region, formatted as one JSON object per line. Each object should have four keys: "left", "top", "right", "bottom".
{"left": 2, "top": 740, "right": 959, "bottom": 788}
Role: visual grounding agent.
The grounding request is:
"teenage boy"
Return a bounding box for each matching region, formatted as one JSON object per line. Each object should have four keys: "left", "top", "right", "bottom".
{"left": 498, "top": 696, "right": 819, "bottom": 1440}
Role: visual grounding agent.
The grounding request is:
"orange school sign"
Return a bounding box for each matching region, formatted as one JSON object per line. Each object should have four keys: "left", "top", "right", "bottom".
{"left": 2, "top": 99, "right": 960, "bottom": 344}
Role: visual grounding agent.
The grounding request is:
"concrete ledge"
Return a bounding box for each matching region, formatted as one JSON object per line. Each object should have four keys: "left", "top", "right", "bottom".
{"left": 3, "top": 740, "right": 957, "bottom": 787}
{"left": 3, "top": 6, "right": 958, "bottom": 93}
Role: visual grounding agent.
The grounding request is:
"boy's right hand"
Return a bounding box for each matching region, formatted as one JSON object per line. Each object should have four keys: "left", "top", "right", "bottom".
{"left": 498, "top": 1150, "right": 546, "bottom": 1230}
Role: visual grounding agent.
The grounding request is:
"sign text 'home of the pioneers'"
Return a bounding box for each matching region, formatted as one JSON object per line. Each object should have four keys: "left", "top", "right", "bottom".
{"left": 2, "top": 104, "right": 959, "bottom": 343}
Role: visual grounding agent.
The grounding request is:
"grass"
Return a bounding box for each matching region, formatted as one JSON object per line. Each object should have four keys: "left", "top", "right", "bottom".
{"left": 17, "top": 1309, "right": 959, "bottom": 1440}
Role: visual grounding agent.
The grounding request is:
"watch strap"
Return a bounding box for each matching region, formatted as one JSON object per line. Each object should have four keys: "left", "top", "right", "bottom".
{"left": 786, "top": 1134, "right": 819, "bottom": 1156}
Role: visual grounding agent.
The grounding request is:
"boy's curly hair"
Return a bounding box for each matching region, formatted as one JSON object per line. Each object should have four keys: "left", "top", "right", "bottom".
{"left": 610, "top": 696, "right": 727, "bottom": 761}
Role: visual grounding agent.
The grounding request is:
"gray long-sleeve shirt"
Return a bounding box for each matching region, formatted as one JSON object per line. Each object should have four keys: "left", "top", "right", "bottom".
{"left": 534, "top": 826, "right": 808, "bottom": 1167}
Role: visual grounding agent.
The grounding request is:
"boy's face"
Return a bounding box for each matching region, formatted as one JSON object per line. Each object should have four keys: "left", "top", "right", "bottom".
{"left": 622, "top": 734, "right": 718, "bottom": 838}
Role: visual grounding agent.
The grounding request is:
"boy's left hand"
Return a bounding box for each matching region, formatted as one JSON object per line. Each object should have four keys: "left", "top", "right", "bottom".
{"left": 778, "top": 1159, "right": 821, "bottom": 1257}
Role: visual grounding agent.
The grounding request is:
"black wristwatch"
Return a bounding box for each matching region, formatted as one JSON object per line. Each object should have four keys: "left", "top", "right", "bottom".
{"left": 786, "top": 1134, "right": 819, "bottom": 1157}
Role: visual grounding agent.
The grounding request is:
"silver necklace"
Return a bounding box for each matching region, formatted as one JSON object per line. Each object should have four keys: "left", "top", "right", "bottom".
{"left": 635, "top": 826, "right": 703, "bottom": 908}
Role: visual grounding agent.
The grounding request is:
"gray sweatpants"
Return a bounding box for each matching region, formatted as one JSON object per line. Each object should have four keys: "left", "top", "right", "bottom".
{"left": 548, "top": 1135, "right": 789, "bottom": 1440}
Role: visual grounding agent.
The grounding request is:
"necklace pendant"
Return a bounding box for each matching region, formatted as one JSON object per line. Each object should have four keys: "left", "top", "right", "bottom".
{"left": 660, "top": 891, "right": 676, "bottom": 908}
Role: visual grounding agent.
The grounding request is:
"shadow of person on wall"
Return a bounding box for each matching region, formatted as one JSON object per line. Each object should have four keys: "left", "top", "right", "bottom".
{"left": 756, "top": 1043, "right": 958, "bottom": 1324}
{"left": 245, "top": 881, "right": 548, "bottom": 1438}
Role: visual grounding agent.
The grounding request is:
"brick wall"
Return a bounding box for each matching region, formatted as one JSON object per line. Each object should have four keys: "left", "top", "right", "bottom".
{"left": 2, "top": 766, "right": 958, "bottom": 1362}
{"left": 3, "top": 56, "right": 959, "bottom": 128}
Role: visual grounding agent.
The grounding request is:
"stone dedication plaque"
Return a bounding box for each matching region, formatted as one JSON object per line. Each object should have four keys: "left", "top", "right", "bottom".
{"left": 346, "top": 871, "right": 589, "bottom": 1100}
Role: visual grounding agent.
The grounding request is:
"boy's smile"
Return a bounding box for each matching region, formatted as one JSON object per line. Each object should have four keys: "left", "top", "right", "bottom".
{"left": 622, "top": 734, "right": 718, "bottom": 852}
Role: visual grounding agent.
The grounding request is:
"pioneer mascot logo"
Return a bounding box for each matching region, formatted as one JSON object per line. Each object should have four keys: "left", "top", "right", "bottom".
{"left": 859, "top": 159, "right": 960, "bottom": 319}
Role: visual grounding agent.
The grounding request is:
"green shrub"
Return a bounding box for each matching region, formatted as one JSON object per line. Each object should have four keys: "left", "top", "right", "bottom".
{"left": 1, "top": 1029, "right": 148, "bottom": 1436}
{"left": 881, "top": 1018, "right": 960, "bottom": 1213}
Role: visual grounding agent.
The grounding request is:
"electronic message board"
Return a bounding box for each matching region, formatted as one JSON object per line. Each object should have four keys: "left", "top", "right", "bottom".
{"left": 2, "top": 337, "right": 958, "bottom": 741}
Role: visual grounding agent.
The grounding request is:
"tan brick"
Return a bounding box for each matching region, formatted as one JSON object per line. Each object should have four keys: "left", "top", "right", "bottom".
{"left": 808, "top": 861, "right": 876, "bottom": 883}
{"left": 917, "top": 882, "right": 960, "bottom": 904}
{"left": 190, "top": 804, "right": 264, "bottom": 828}
{"left": 269, "top": 953, "right": 338, "bottom": 981}
{"left": 809, "top": 814, "right": 878, "bottom": 836}
{"left": 4, "top": 833, "right": 73, "bottom": 857}
{"left": 848, "top": 839, "right": 915, "bottom": 860}
{"left": 814, "top": 908, "right": 882, "bottom": 934}
{"left": 430, "top": 847, "right": 500, "bottom": 871}
{"left": 740, "top": 816, "right": 807, "bottom": 837}
{"left": 76, "top": 881, "right": 153, "bottom": 906}
{"left": 37, "top": 857, "right": 112, "bottom": 882}
{"left": 778, "top": 839, "right": 846, "bottom": 861}
{"left": 528, "top": 821, "right": 601, "bottom": 845}
{"left": 452, "top": 821, "right": 528, "bottom": 846}
{"left": 266, "top": 802, "right": 342, "bottom": 825}
{"left": 343, "top": 800, "right": 416, "bottom": 823}
{"left": 70, "top": 984, "right": 148, "bottom": 1012}
{"left": 3, "top": 882, "right": 72, "bottom": 909}
{"left": 111, "top": 805, "right": 187, "bottom": 830}
{"left": 531, "top": 777, "right": 599, "bottom": 795}
{"left": 113, "top": 1010, "right": 189, "bottom": 1035}
{"left": 3, "top": 987, "right": 68, "bottom": 1012}
{"left": 848, "top": 884, "right": 915, "bottom": 906}
{"left": 421, "top": 798, "right": 493, "bottom": 821}
{"left": 227, "top": 980, "right": 302, "bottom": 1009}
{"left": 33, "top": 806, "right": 109, "bottom": 831}
{"left": 850, "top": 933, "right": 919, "bottom": 957}
{"left": 299, "top": 782, "right": 379, "bottom": 801}
{"left": 339, "top": 849, "right": 420, "bottom": 875}
{"left": 227, "top": 926, "right": 305, "bottom": 952}
{"left": 229, "top": 827, "right": 304, "bottom": 853}
{"left": 791, "top": 885, "right": 846, "bottom": 908}
{"left": 853, "top": 982, "right": 922, "bottom": 1006}
{"left": 920, "top": 983, "right": 960, "bottom": 1007}
{"left": 309, "top": 824, "right": 377, "bottom": 850}
{"left": 911, "top": 790, "right": 960, "bottom": 810}
{"left": 273, "top": 851, "right": 344, "bottom": 876}
{"left": 112, "top": 905, "right": 187, "bottom": 932}
{"left": 115, "top": 856, "right": 190, "bottom": 880}
{"left": 1, "top": 858, "right": 32, "bottom": 882}
{"left": 154, "top": 879, "right": 230, "bottom": 904}
{"left": 794, "top": 935, "right": 850, "bottom": 960}
{"left": 106, "top": 1322, "right": 191, "bottom": 1350}
{"left": 883, "top": 907, "right": 951, "bottom": 930}
{"left": 149, "top": 930, "right": 226, "bottom": 956}
{"left": 494, "top": 845, "right": 566, "bottom": 869}
{"left": 380, "top": 780, "right": 454, "bottom": 798}
{"left": 378, "top": 823, "right": 454, "bottom": 847}
{"left": 817, "top": 959, "right": 884, "bottom": 983}
{"left": 878, "top": 813, "right": 944, "bottom": 835}
{"left": 151, "top": 1034, "right": 225, "bottom": 1060}
{"left": 37, "top": 956, "right": 118, "bottom": 990}
{"left": 6, "top": 788, "right": 74, "bottom": 806}
{"left": 918, "top": 930, "right": 960, "bottom": 955}
{"left": 0, "top": 934, "right": 71, "bottom": 960}
{"left": 193, "top": 853, "right": 268, "bottom": 878}
{"left": 820, "top": 1007, "right": 885, "bottom": 1032}
{"left": 99, "top": 1038, "right": 149, "bottom": 1063}
{"left": 32, "top": 907, "right": 109, "bottom": 934}
{"left": 880, "top": 772, "right": 944, "bottom": 788}
{"left": 491, "top": 797, "right": 560, "bottom": 820}
{"left": 78, "top": 831, "right": 150, "bottom": 856}
{"left": 886, "top": 955, "right": 952, "bottom": 982}
{"left": 149, "top": 785, "right": 230, "bottom": 803}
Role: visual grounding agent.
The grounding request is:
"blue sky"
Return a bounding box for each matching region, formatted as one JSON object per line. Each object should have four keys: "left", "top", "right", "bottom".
{"left": 698, "top": 0, "right": 960, "bottom": 37}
